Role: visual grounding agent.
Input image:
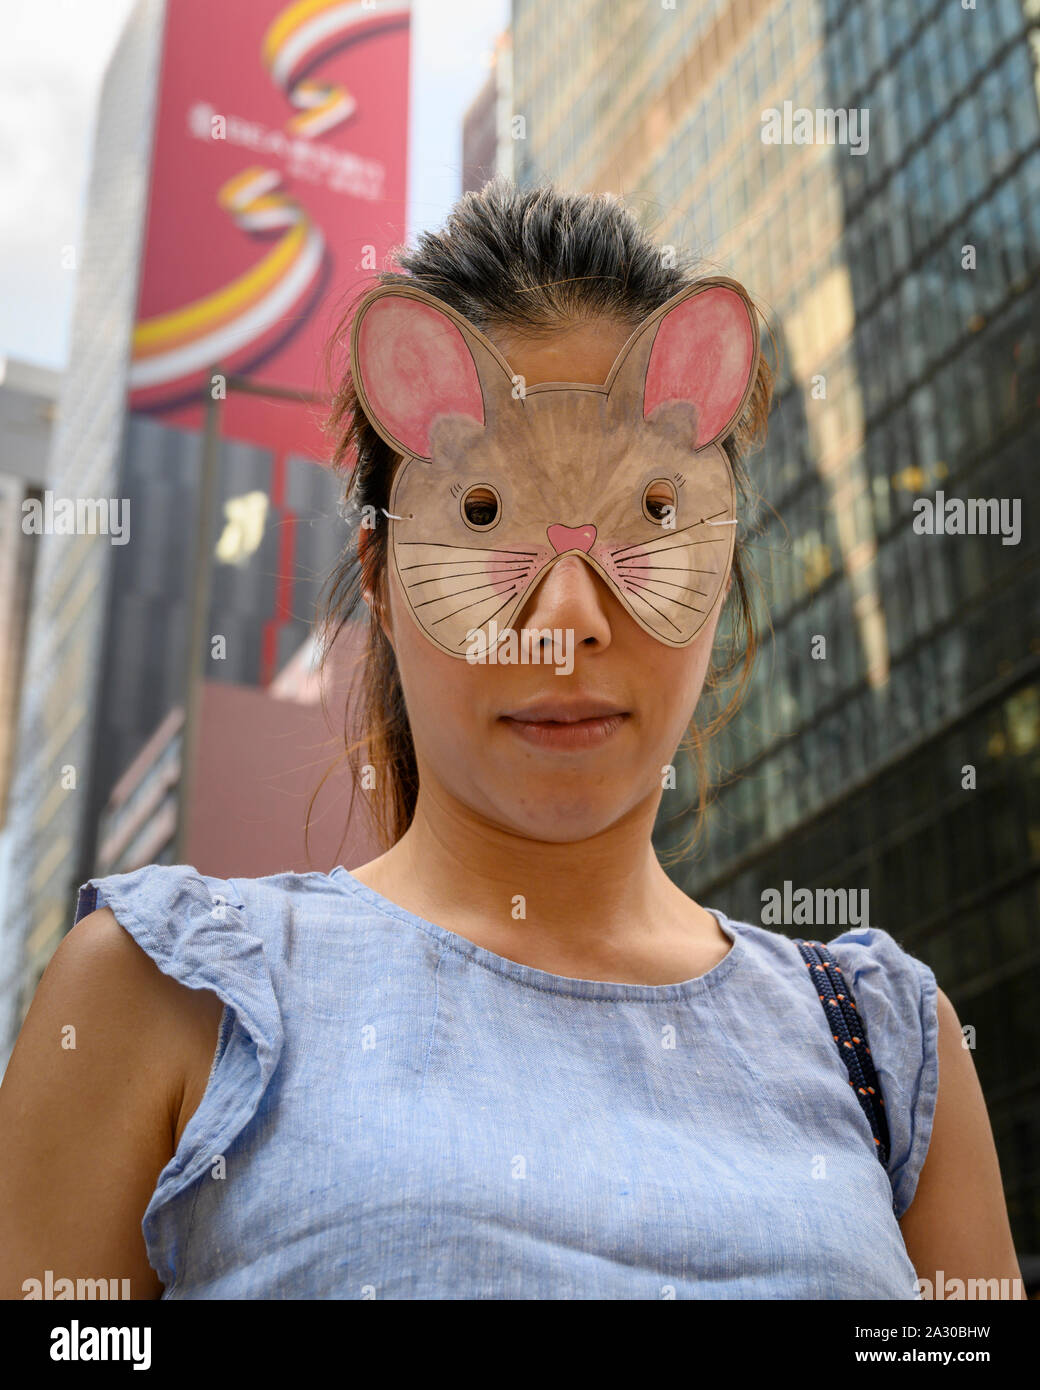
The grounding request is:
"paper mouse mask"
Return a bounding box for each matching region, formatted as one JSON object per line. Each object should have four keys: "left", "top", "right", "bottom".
{"left": 349, "top": 276, "right": 760, "bottom": 658}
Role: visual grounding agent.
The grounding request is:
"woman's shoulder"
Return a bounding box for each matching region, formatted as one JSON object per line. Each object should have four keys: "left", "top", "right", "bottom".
{"left": 75, "top": 860, "right": 339, "bottom": 931}
{"left": 69, "top": 862, "right": 339, "bottom": 1167}
{"left": 70, "top": 860, "right": 384, "bottom": 1044}
{"left": 70, "top": 862, "right": 331, "bottom": 1077}
{"left": 721, "top": 911, "right": 940, "bottom": 1217}
{"left": 817, "top": 926, "right": 940, "bottom": 1218}
{"left": 721, "top": 910, "right": 935, "bottom": 1005}
{"left": 74, "top": 861, "right": 355, "bottom": 975}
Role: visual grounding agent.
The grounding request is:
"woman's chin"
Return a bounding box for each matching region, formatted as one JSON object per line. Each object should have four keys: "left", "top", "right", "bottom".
{"left": 484, "top": 794, "right": 633, "bottom": 844}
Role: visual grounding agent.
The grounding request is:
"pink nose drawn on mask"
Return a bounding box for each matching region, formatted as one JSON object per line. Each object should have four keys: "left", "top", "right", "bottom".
{"left": 547, "top": 523, "right": 597, "bottom": 554}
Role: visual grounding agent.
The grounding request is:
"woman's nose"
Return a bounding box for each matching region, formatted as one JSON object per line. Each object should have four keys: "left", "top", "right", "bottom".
{"left": 513, "top": 553, "right": 614, "bottom": 650}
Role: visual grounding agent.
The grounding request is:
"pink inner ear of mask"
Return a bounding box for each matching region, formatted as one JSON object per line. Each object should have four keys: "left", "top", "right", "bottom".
{"left": 359, "top": 298, "right": 484, "bottom": 458}
{"left": 644, "top": 288, "right": 755, "bottom": 448}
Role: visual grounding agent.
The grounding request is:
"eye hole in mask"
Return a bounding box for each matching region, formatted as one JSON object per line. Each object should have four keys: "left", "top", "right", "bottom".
{"left": 461, "top": 484, "right": 501, "bottom": 531}
{"left": 642, "top": 478, "right": 678, "bottom": 526}
{"left": 350, "top": 277, "right": 761, "bottom": 657}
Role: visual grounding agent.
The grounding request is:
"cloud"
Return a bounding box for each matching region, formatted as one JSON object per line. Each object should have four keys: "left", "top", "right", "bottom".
{"left": 0, "top": 0, "right": 137, "bottom": 364}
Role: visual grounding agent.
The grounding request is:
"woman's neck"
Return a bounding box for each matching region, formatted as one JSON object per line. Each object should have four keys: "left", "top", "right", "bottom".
{"left": 349, "top": 784, "right": 728, "bottom": 982}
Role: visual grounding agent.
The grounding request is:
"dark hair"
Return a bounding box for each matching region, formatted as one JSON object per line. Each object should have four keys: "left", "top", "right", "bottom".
{"left": 309, "top": 177, "right": 774, "bottom": 865}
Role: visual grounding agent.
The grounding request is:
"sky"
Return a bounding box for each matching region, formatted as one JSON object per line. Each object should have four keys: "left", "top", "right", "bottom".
{"left": 0, "top": 0, "right": 510, "bottom": 370}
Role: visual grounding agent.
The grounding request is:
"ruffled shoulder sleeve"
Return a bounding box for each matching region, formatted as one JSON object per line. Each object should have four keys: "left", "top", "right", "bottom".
{"left": 74, "top": 862, "right": 284, "bottom": 1289}
{"left": 824, "top": 926, "right": 939, "bottom": 1219}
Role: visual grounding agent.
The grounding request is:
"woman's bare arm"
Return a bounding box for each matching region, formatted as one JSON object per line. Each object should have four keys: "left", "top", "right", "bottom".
{"left": 0, "top": 907, "right": 224, "bottom": 1300}
{"left": 899, "top": 986, "right": 1026, "bottom": 1298}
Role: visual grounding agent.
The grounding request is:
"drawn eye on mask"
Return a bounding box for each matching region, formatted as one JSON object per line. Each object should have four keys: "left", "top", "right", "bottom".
{"left": 349, "top": 275, "right": 761, "bottom": 657}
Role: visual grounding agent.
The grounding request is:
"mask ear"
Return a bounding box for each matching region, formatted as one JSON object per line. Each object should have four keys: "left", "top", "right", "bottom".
{"left": 349, "top": 285, "right": 515, "bottom": 461}
{"left": 606, "top": 278, "right": 760, "bottom": 451}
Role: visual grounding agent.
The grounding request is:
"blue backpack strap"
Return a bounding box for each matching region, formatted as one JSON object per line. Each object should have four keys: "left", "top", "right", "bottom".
{"left": 794, "top": 938, "right": 891, "bottom": 1168}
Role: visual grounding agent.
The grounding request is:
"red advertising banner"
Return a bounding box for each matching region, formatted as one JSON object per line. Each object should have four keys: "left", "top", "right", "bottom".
{"left": 128, "top": 0, "right": 411, "bottom": 461}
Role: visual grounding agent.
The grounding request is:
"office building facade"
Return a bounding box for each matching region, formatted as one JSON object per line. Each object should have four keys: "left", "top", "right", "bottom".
{"left": 0, "top": 0, "right": 167, "bottom": 1055}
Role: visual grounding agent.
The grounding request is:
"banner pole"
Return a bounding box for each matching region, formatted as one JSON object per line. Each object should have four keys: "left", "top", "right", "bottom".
{"left": 174, "top": 368, "right": 223, "bottom": 863}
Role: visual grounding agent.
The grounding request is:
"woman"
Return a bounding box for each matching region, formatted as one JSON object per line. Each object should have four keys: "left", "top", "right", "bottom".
{"left": 0, "top": 180, "right": 1023, "bottom": 1300}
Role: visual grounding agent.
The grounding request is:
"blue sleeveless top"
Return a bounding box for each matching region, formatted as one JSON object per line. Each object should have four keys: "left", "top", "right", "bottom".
{"left": 74, "top": 862, "right": 939, "bottom": 1299}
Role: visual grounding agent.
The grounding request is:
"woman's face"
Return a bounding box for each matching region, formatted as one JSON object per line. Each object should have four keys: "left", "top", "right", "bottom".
{"left": 368, "top": 318, "right": 728, "bottom": 843}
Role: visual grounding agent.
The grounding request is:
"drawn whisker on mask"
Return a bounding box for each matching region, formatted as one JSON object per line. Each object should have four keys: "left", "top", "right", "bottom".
{"left": 620, "top": 576, "right": 707, "bottom": 613}
{"left": 408, "top": 578, "right": 517, "bottom": 606}
{"left": 451, "top": 595, "right": 529, "bottom": 647}
{"left": 403, "top": 566, "right": 533, "bottom": 585}
{"left": 610, "top": 509, "right": 730, "bottom": 558}
{"left": 617, "top": 584, "right": 684, "bottom": 635}
{"left": 617, "top": 536, "right": 729, "bottom": 556}
{"left": 410, "top": 578, "right": 522, "bottom": 609}
{"left": 397, "top": 540, "right": 540, "bottom": 556}
{"left": 617, "top": 575, "right": 709, "bottom": 599}
{"left": 431, "top": 589, "right": 524, "bottom": 630}
{"left": 615, "top": 563, "right": 717, "bottom": 577}
{"left": 399, "top": 556, "right": 533, "bottom": 566}
{"left": 400, "top": 557, "right": 533, "bottom": 570}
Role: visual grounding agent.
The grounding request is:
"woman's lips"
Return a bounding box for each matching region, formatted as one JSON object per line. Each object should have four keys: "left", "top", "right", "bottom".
{"left": 499, "top": 713, "right": 629, "bottom": 749}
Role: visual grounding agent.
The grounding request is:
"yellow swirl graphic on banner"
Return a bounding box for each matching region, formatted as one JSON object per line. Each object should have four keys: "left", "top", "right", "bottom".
{"left": 263, "top": 1, "right": 410, "bottom": 139}
{"left": 129, "top": 170, "right": 323, "bottom": 390}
